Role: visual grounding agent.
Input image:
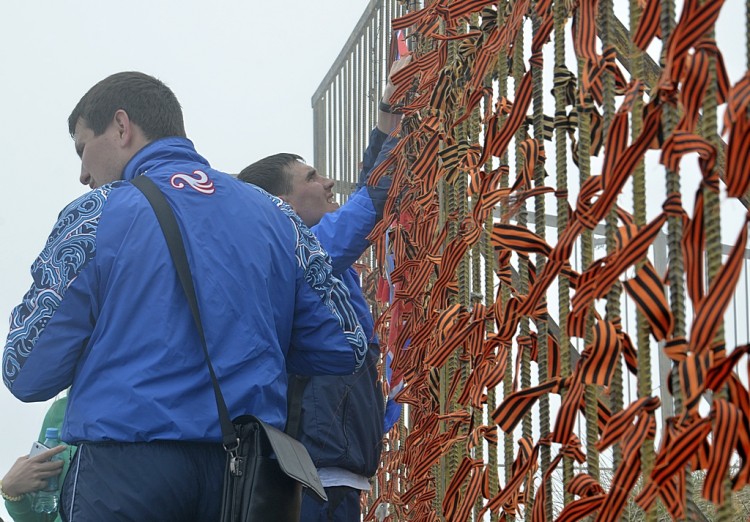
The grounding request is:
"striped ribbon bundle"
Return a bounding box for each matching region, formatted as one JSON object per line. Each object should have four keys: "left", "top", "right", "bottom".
{"left": 364, "top": 0, "right": 750, "bottom": 520}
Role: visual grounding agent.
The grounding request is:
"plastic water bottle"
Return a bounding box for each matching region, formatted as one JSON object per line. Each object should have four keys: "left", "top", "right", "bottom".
{"left": 33, "top": 428, "right": 63, "bottom": 514}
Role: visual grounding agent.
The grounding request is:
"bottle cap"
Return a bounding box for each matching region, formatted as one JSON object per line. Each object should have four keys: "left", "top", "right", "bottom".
{"left": 45, "top": 427, "right": 60, "bottom": 440}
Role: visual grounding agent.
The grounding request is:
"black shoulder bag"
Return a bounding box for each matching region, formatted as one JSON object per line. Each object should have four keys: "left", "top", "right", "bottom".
{"left": 131, "top": 175, "right": 326, "bottom": 522}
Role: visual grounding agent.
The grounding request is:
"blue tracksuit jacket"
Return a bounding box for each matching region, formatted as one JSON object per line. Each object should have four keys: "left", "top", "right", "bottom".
{"left": 3, "top": 137, "right": 367, "bottom": 443}
{"left": 296, "top": 128, "right": 398, "bottom": 478}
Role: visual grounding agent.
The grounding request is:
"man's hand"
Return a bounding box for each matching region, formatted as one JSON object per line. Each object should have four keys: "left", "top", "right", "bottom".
{"left": 382, "top": 54, "right": 413, "bottom": 105}
{"left": 1, "top": 445, "right": 66, "bottom": 497}
{"left": 379, "top": 55, "right": 413, "bottom": 134}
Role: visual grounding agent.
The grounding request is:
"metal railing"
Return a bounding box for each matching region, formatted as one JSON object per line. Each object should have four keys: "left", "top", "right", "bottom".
{"left": 311, "top": 0, "right": 406, "bottom": 199}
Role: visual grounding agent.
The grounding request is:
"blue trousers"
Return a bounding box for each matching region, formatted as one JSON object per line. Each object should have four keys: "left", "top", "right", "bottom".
{"left": 299, "top": 486, "right": 361, "bottom": 522}
{"left": 60, "top": 441, "right": 225, "bottom": 522}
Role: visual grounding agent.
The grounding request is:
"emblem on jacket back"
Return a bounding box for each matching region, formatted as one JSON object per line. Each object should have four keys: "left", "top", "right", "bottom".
{"left": 170, "top": 170, "right": 215, "bottom": 194}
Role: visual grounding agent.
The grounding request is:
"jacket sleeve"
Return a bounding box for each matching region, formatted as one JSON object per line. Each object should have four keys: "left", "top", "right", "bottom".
{"left": 261, "top": 195, "right": 368, "bottom": 376}
{"left": 3, "top": 192, "right": 104, "bottom": 401}
{"left": 312, "top": 129, "right": 400, "bottom": 274}
{"left": 5, "top": 496, "right": 38, "bottom": 522}
{"left": 357, "top": 127, "right": 388, "bottom": 187}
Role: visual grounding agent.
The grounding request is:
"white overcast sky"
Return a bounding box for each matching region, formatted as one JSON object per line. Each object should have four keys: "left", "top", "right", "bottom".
{"left": 0, "top": 2, "right": 746, "bottom": 519}
{"left": 0, "top": 1, "right": 369, "bottom": 517}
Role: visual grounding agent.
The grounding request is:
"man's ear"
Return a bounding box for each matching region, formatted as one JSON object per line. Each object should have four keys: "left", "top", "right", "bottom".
{"left": 113, "top": 109, "right": 148, "bottom": 150}
{"left": 112, "top": 109, "right": 131, "bottom": 143}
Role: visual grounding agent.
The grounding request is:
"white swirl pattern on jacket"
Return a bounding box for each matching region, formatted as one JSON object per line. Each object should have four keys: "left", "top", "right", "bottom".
{"left": 248, "top": 185, "right": 368, "bottom": 369}
{"left": 4, "top": 183, "right": 119, "bottom": 386}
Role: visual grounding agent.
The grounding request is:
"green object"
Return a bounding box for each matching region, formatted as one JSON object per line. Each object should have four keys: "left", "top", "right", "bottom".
{"left": 6, "top": 397, "right": 74, "bottom": 522}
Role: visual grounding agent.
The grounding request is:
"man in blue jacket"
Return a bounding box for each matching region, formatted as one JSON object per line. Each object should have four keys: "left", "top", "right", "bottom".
{"left": 238, "top": 56, "right": 408, "bottom": 522}
{"left": 2, "top": 71, "right": 367, "bottom": 521}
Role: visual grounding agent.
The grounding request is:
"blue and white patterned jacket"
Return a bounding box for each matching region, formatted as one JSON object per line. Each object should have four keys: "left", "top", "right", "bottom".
{"left": 295, "top": 127, "right": 397, "bottom": 479}
{"left": 3, "top": 137, "right": 367, "bottom": 443}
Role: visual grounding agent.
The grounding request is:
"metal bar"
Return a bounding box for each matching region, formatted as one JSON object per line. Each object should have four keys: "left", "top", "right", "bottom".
{"left": 311, "top": 0, "right": 382, "bottom": 107}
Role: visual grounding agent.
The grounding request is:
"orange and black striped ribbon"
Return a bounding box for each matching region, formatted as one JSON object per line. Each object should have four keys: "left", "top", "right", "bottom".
{"left": 429, "top": 68, "right": 455, "bottom": 115}
{"left": 675, "top": 43, "right": 711, "bottom": 133}
{"left": 465, "top": 304, "right": 485, "bottom": 357}
{"left": 479, "top": 71, "right": 534, "bottom": 165}
{"left": 520, "top": 258, "right": 567, "bottom": 320}
{"left": 677, "top": 351, "right": 712, "bottom": 413}
{"left": 688, "top": 212, "right": 750, "bottom": 354}
{"left": 463, "top": 187, "right": 513, "bottom": 246}
{"left": 703, "top": 399, "right": 742, "bottom": 504}
{"left": 469, "top": 424, "right": 499, "bottom": 452}
{"left": 525, "top": 332, "right": 561, "bottom": 380}
{"left": 587, "top": 197, "right": 677, "bottom": 303}
{"left": 556, "top": 495, "right": 605, "bottom": 522}
{"left": 572, "top": 0, "right": 598, "bottom": 62}
{"left": 366, "top": 140, "right": 400, "bottom": 187}
{"left": 535, "top": 0, "right": 553, "bottom": 16}
{"left": 493, "top": 296, "right": 521, "bottom": 343}
{"left": 682, "top": 187, "right": 705, "bottom": 308}
{"left": 705, "top": 345, "right": 750, "bottom": 393}
{"left": 412, "top": 131, "right": 442, "bottom": 189}
{"left": 492, "top": 378, "right": 563, "bottom": 432}
{"left": 600, "top": 107, "right": 629, "bottom": 188}
{"left": 476, "top": 353, "right": 510, "bottom": 405}
{"left": 517, "top": 138, "right": 542, "bottom": 191}
{"left": 622, "top": 261, "right": 674, "bottom": 342}
{"left": 728, "top": 370, "right": 750, "bottom": 490}
{"left": 399, "top": 259, "right": 433, "bottom": 302}
{"left": 619, "top": 328, "right": 639, "bottom": 375}
{"left": 661, "top": 131, "right": 717, "bottom": 179}
{"left": 632, "top": 0, "right": 662, "bottom": 51}
{"left": 500, "top": 0, "right": 531, "bottom": 59}
{"left": 596, "top": 413, "right": 656, "bottom": 521}
{"left": 723, "top": 72, "right": 750, "bottom": 198}
{"left": 445, "top": 0, "right": 497, "bottom": 21}
{"left": 578, "top": 101, "right": 663, "bottom": 229}
{"left": 597, "top": 396, "right": 659, "bottom": 451}
{"left": 431, "top": 239, "right": 470, "bottom": 309}
{"left": 650, "top": 415, "right": 712, "bottom": 487}
{"left": 662, "top": 0, "right": 725, "bottom": 89}
{"left": 556, "top": 474, "right": 605, "bottom": 522}
{"left": 390, "top": 4, "right": 432, "bottom": 31}
{"left": 426, "top": 306, "right": 471, "bottom": 369}
{"left": 482, "top": 438, "right": 539, "bottom": 516}
{"left": 468, "top": 26, "right": 504, "bottom": 92}
{"left": 531, "top": 11, "right": 554, "bottom": 56}
{"left": 566, "top": 273, "right": 608, "bottom": 336}
{"left": 584, "top": 47, "right": 626, "bottom": 107}
{"left": 578, "top": 318, "right": 621, "bottom": 386}
{"left": 551, "top": 377, "right": 584, "bottom": 443}
{"left": 635, "top": 429, "right": 690, "bottom": 514}
{"left": 530, "top": 435, "right": 576, "bottom": 522}
{"left": 455, "top": 86, "right": 493, "bottom": 128}
{"left": 491, "top": 223, "right": 552, "bottom": 257}
{"left": 441, "top": 457, "right": 483, "bottom": 521}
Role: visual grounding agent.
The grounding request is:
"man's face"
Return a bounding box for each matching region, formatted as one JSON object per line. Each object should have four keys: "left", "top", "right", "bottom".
{"left": 73, "top": 119, "right": 129, "bottom": 189}
{"left": 282, "top": 161, "right": 339, "bottom": 227}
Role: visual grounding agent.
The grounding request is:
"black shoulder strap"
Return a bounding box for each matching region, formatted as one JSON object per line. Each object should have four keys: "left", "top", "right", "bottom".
{"left": 131, "top": 175, "right": 236, "bottom": 449}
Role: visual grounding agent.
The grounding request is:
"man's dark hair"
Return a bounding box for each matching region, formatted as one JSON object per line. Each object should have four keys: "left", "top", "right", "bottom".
{"left": 238, "top": 153, "right": 304, "bottom": 196}
{"left": 68, "top": 71, "right": 186, "bottom": 140}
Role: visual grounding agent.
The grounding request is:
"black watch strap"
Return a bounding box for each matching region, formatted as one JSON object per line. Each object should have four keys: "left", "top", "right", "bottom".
{"left": 379, "top": 99, "right": 402, "bottom": 114}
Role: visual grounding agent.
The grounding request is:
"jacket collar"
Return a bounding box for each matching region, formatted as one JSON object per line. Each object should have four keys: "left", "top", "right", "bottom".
{"left": 122, "top": 137, "right": 210, "bottom": 181}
